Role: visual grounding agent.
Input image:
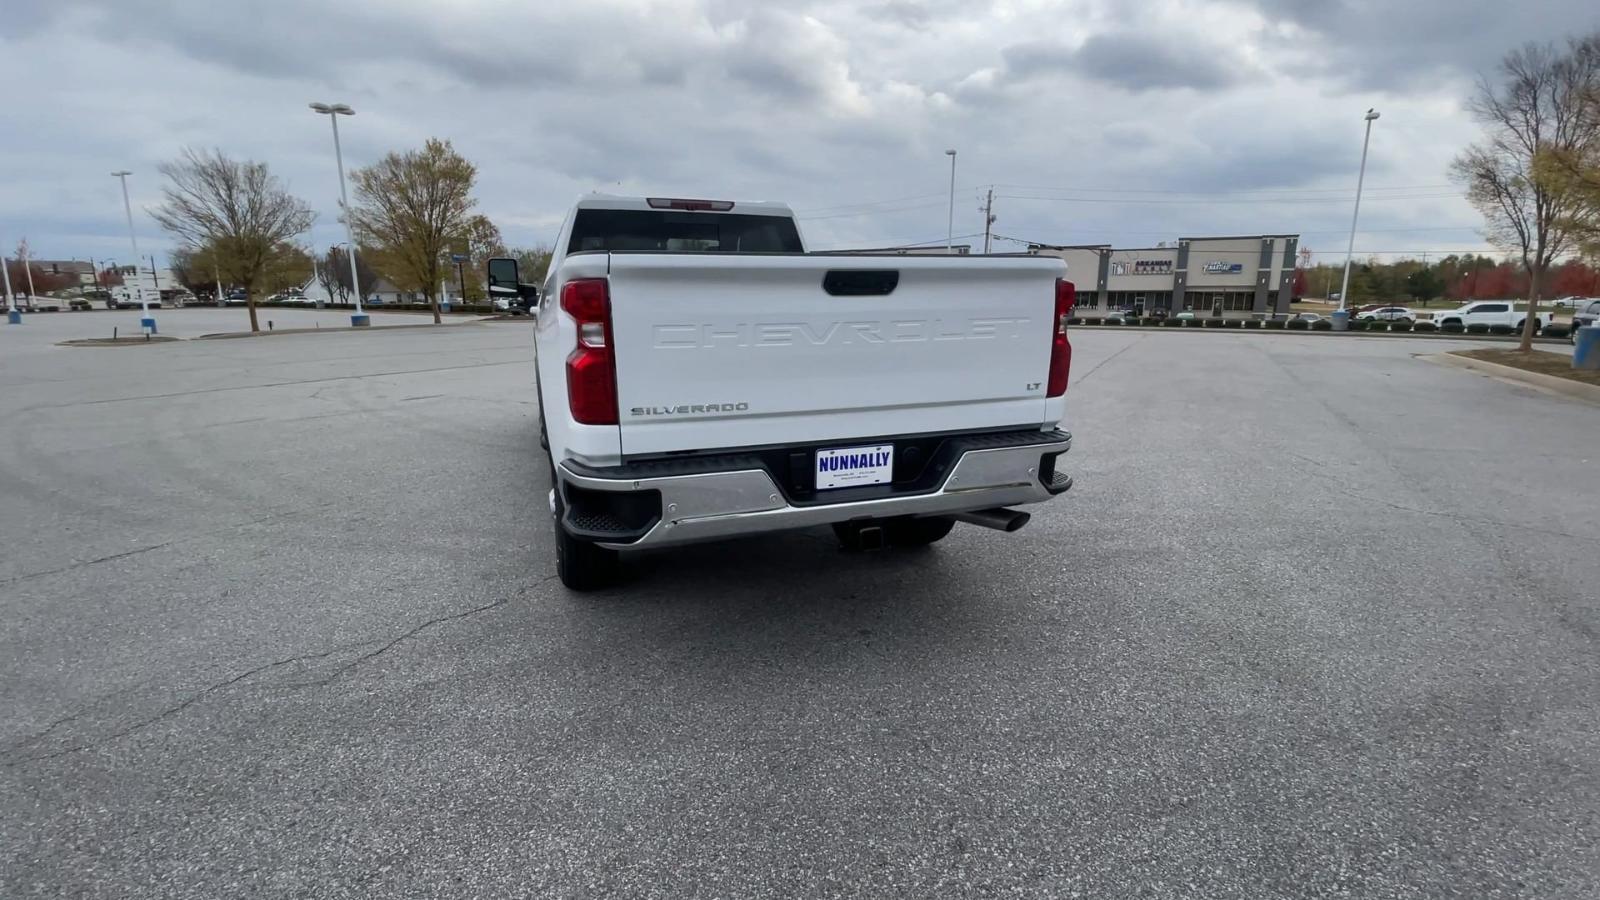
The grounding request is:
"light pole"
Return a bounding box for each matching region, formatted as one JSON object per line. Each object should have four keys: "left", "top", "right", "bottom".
{"left": 111, "top": 170, "right": 156, "bottom": 333}
{"left": 21, "top": 242, "right": 37, "bottom": 308}
{"left": 1334, "top": 109, "right": 1379, "bottom": 329}
{"left": 3, "top": 241, "right": 16, "bottom": 324}
{"left": 944, "top": 149, "right": 957, "bottom": 252}
{"left": 310, "top": 102, "right": 367, "bottom": 326}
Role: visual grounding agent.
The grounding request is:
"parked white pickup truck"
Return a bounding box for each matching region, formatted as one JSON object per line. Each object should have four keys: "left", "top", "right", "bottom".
{"left": 1429, "top": 300, "right": 1553, "bottom": 333}
{"left": 488, "top": 195, "right": 1076, "bottom": 589}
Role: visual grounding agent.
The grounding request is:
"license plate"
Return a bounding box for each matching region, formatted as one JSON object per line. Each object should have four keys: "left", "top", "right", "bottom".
{"left": 815, "top": 444, "right": 894, "bottom": 490}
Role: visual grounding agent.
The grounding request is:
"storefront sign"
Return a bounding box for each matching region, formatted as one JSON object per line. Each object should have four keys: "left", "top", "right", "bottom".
{"left": 1111, "top": 259, "right": 1173, "bottom": 276}
{"left": 1202, "top": 261, "right": 1244, "bottom": 274}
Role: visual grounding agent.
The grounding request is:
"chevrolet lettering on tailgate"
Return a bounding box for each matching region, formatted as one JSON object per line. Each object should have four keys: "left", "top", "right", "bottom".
{"left": 651, "top": 317, "right": 1030, "bottom": 349}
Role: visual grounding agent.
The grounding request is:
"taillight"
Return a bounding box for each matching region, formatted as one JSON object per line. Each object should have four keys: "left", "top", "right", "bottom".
{"left": 561, "top": 278, "right": 618, "bottom": 424}
{"left": 645, "top": 197, "right": 735, "bottom": 211}
{"left": 1047, "top": 279, "right": 1074, "bottom": 397}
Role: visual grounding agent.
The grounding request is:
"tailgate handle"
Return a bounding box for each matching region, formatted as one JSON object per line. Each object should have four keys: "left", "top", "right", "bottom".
{"left": 823, "top": 270, "right": 899, "bottom": 297}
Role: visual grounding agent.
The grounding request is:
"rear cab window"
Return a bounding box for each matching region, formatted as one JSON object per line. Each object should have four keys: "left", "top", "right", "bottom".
{"left": 568, "top": 210, "right": 804, "bottom": 254}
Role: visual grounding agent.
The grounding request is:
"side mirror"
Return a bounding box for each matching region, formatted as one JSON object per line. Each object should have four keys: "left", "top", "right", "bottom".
{"left": 487, "top": 257, "right": 519, "bottom": 294}
{"left": 488, "top": 256, "right": 541, "bottom": 304}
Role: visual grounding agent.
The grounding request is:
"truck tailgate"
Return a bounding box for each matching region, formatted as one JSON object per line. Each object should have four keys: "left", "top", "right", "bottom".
{"left": 606, "top": 253, "right": 1066, "bottom": 456}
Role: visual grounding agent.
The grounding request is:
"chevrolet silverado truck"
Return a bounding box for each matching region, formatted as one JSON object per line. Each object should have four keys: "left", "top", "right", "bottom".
{"left": 487, "top": 195, "right": 1076, "bottom": 590}
{"left": 1429, "top": 300, "right": 1553, "bottom": 333}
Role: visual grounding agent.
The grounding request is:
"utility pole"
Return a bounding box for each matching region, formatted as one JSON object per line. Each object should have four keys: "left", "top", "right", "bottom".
{"left": 21, "top": 240, "right": 37, "bottom": 307}
{"left": 981, "top": 188, "right": 995, "bottom": 254}
{"left": 944, "top": 149, "right": 957, "bottom": 251}
{"left": 3, "top": 241, "right": 17, "bottom": 324}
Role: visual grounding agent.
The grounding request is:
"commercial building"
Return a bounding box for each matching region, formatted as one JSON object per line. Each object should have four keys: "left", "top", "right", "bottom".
{"left": 30, "top": 260, "right": 98, "bottom": 287}
{"left": 1029, "top": 234, "right": 1299, "bottom": 316}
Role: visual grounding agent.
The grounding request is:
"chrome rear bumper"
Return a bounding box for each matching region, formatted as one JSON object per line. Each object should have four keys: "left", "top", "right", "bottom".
{"left": 559, "top": 433, "right": 1071, "bottom": 550}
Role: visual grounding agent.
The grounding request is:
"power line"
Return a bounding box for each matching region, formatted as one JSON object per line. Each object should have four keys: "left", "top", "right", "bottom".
{"left": 814, "top": 231, "right": 987, "bottom": 251}
{"left": 794, "top": 181, "right": 1462, "bottom": 217}
{"left": 987, "top": 181, "right": 1455, "bottom": 196}
{"left": 797, "top": 200, "right": 950, "bottom": 221}
{"left": 994, "top": 192, "right": 1459, "bottom": 206}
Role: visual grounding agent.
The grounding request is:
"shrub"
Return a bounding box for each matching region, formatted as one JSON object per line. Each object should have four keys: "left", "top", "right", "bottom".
{"left": 1068, "top": 316, "right": 1082, "bottom": 326}
{"left": 1346, "top": 319, "right": 1367, "bottom": 331}
{"left": 1264, "top": 320, "right": 1286, "bottom": 330}
{"left": 1243, "top": 320, "right": 1263, "bottom": 329}
{"left": 1311, "top": 319, "right": 1333, "bottom": 331}
{"left": 1223, "top": 319, "right": 1243, "bottom": 328}
{"left": 1186, "top": 318, "right": 1206, "bottom": 327}
{"left": 1102, "top": 317, "right": 1122, "bottom": 325}
{"left": 1204, "top": 318, "right": 1225, "bottom": 328}
{"left": 1082, "top": 316, "right": 1102, "bottom": 326}
{"left": 1390, "top": 321, "right": 1413, "bottom": 332}
{"left": 1413, "top": 320, "right": 1438, "bottom": 333}
{"left": 1162, "top": 318, "right": 1184, "bottom": 327}
{"left": 1367, "top": 321, "right": 1389, "bottom": 332}
{"left": 1543, "top": 323, "right": 1571, "bottom": 338}
{"left": 1488, "top": 323, "right": 1515, "bottom": 335}
{"left": 1466, "top": 323, "right": 1491, "bottom": 334}
{"left": 1441, "top": 322, "right": 1465, "bottom": 333}
{"left": 1142, "top": 316, "right": 1162, "bottom": 327}
{"left": 1286, "top": 318, "right": 1310, "bottom": 330}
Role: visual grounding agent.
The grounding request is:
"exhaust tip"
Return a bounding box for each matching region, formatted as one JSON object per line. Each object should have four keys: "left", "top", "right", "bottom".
{"left": 954, "top": 508, "right": 1032, "bottom": 533}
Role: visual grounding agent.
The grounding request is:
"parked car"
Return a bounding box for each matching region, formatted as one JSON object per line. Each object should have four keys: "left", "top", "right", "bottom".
{"left": 224, "top": 290, "right": 248, "bottom": 306}
{"left": 504, "top": 194, "right": 1075, "bottom": 590}
{"left": 1430, "top": 300, "right": 1552, "bottom": 333}
{"left": 1570, "top": 298, "right": 1600, "bottom": 343}
{"left": 1175, "top": 310, "right": 1197, "bottom": 320}
{"left": 1291, "top": 312, "right": 1323, "bottom": 324}
{"left": 1358, "top": 306, "right": 1414, "bottom": 323}
{"left": 1551, "top": 296, "right": 1591, "bottom": 309}
{"left": 106, "top": 290, "right": 162, "bottom": 310}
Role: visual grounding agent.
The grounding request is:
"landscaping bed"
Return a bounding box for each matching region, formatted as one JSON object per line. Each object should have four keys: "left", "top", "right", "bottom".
{"left": 1451, "top": 348, "right": 1600, "bottom": 387}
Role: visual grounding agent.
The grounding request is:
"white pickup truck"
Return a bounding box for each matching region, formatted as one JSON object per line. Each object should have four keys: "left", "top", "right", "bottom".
{"left": 1429, "top": 300, "right": 1553, "bottom": 333}
{"left": 488, "top": 195, "right": 1076, "bottom": 589}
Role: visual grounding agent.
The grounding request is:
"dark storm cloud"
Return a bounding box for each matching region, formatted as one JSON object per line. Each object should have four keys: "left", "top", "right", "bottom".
{"left": 1003, "top": 32, "right": 1244, "bottom": 91}
{"left": 1246, "top": 0, "right": 1595, "bottom": 88}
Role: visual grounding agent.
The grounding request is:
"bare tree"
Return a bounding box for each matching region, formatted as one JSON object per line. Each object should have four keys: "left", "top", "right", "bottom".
{"left": 315, "top": 246, "right": 341, "bottom": 304}
{"left": 325, "top": 245, "right": 377, "bottom": 305}
{"left": 150, "top": 147, "right": 315, "bottom": 332}
{"left": 348, "top": 138, "right": 481, "bottom": 324}
{"left": 1451, "top": 38, "right": 1600, "bottom": 350}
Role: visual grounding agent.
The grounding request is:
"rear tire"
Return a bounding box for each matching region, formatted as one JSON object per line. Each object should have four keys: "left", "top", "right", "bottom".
{"left": 884, "top": 516, "right": 956, "bottom": 548}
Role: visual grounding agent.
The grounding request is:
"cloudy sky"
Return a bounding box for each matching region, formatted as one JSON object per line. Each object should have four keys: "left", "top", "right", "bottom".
{"left": 2, "top": 0, "right": 1596, "bottom": 270}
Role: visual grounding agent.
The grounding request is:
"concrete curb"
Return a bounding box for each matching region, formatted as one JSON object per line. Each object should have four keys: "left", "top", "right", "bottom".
{"left": 57, "top": 336, "right": 182, "bottom": 348}
{"left": 193, "top": 319, "right": 490, "bottom": 340}
{"left": 1425, "top": 351, "right": 1600, "bottom": 405}
{"left": 1073, "top": 323, "right": 1570, "bottom": 345}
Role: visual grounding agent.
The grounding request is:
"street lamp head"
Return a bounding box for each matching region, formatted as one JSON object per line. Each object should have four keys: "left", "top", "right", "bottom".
{"left": 311, "top": 102, "right": 355, "bottom": 115}
{"left": 111, "top": 170, "right": 131, "bottom": 177}
{"left": 945, "top": 149, "right": 957, "bottom": 156}
{"left": 1365, "top": 108, "right": 1380, "bottom": 121}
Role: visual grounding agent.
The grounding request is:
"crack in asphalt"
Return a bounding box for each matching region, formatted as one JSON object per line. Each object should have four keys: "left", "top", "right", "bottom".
{"left": 2, "top": 585, "right": 536, "bottom": 767}
{"left": 0, "top": 541, "right": 176, "bottom": 588}
{"left": 1072, "top": 334, "right": 1144, "bottom": 385}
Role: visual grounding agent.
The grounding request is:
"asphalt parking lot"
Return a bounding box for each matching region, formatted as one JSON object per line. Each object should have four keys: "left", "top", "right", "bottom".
{"left": 2, "top": 317, "right": 1597, "bottom": 898}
